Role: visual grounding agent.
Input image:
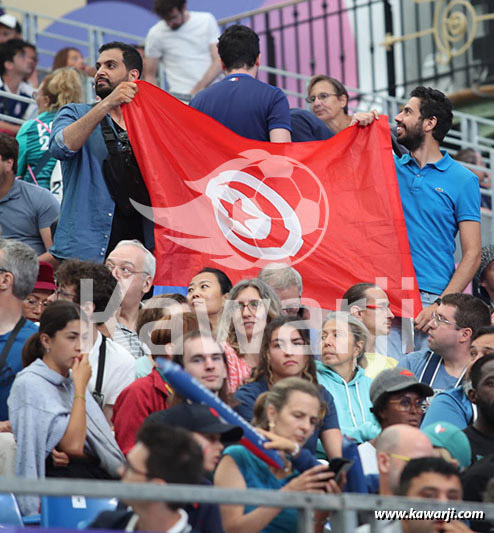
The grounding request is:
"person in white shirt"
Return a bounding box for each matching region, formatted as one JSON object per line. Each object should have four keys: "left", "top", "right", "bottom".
{"left": 144, "top": 0, "right": 222, "bottom": 96}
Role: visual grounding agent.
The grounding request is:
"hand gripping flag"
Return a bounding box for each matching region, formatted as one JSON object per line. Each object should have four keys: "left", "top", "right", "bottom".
{"left": 123, "top": 81, "right": 421, "bottom": 317}
{"left": 157, "top": 359, "right": 284, "bottom": 469}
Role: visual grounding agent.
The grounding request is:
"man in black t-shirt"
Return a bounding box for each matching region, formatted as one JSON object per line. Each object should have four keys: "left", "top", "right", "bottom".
{"left": 463, "top": 354, "right": 494, "bottom": 463}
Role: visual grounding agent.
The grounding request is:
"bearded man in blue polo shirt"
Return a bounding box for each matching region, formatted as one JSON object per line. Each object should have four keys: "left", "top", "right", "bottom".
{"left": 389, "top": 87, "right": 481, "bottom": 355}
{"left": 190, "top": 24, "right": 292, "bottom": 143}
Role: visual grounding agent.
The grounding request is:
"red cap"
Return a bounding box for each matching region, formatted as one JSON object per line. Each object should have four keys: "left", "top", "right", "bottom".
{"left": 34, "top": 261, "right": 56, "bottom": 292}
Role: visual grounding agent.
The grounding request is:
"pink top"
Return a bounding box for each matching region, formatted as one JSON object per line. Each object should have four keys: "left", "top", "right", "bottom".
{"left": 224, "top": 342, "right": 252, "bottom": 393}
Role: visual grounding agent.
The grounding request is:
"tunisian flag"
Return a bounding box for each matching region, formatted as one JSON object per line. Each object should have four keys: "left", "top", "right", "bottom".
{"left": 123, "top": 81, "right": 421, "bottom": 317}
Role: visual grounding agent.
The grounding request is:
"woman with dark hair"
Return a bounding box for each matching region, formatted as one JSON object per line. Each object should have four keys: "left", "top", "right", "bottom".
{"left": 8, "top": 301, "right": 124, "bottom": 515}
{"left": 187, "top": 267, "right": 232, "bottom": 334}
{"left": 52, "top": 47, "right": 95, "bottom": 76}
{"left": 217, "top": 278, "right": 282, "bottom": 392}
{"left": 235, "top": 316, "right": 342, "bottom": 458}
{"left": 215, "top": 377, "right": 342, "bottom": 533}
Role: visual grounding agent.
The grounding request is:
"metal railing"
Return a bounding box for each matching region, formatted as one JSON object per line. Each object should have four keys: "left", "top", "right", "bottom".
{"left": 1, "top": 476, "right": 493, "bottom": 532}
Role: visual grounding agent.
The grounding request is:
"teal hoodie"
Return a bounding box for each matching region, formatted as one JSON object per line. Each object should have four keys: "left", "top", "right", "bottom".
{"left": 316, "top": 361, "right": 380, "bottom": 444}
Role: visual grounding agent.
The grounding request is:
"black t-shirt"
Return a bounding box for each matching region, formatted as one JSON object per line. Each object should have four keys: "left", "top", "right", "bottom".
{"left": 463, "top": 425, "right": 494, "bottom": 463}
{"left": 461, "top": 455, "right": 494, "bottom": 532}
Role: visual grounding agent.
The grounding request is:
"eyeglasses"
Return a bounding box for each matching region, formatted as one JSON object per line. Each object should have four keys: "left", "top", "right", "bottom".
{"left": 365, "top": 303, "right": 391, "bottom": 311}
{"left": 105, "top": 262, "right": 148, "bottom": 279}
{"left": 54, "top": 287, "right": 77, "bottom": 301}
{"left": 390, "top": 453, "right": 411, "bottom": 463}
{"left": 31, "top": 89, "right": 39, "bottom": 100}
{"left": 430, "top": 312, "right": 457, "bottom": 328}
{"left": 0, "top": 267, "right": 10, "bottom": 274}
{"left": 236, "top": 300, "right": 264, "bottom": 313}
{"left": 388, "top": 396, "right": 427, "bottom": 413}
{"left": 24, "top": 296, "right": 50, "bottom": 309}
{"left": 305, "top": 92, "right": 339, "bottom": 104}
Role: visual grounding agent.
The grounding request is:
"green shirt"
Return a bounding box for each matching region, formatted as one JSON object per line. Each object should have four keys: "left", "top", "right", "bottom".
{"left": 16, "top": 110, "right": 58, "bottom": 189}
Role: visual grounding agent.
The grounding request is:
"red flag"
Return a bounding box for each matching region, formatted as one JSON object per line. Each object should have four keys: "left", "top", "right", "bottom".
{"left": 123, "top": 81, "right": 421, "bottom": 317}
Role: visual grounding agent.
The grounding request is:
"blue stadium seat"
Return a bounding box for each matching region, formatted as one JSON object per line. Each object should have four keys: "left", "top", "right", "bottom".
{"left": 40, "top": 495, "right": 118, "bottom": 529}
{"left": 0, "top": 493, "right": 23, "bottom": 526}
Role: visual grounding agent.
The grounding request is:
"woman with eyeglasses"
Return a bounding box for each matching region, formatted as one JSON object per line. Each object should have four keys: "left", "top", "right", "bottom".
{"left": 22, "top": 261, "right": 56, "bottom": 323}
{"left": 358, "top": 367, "right": 434, "bottom": 476}
{"left": 217, "top": 279, "right": 282, "bottom": 392}
{"left": 316, "top": 311, "right": 380, "bottom": 444}
{"left": 235, "top": 315, "right": 342, "bottom": 458}
{"left": 215, "top": 377, "right": 343, "bottom": 533}
{"left": 8, "top": 301, "right": 124, "bottom": 516}
{"left": 16, "top": 68, "right": 82, "bottom": 190}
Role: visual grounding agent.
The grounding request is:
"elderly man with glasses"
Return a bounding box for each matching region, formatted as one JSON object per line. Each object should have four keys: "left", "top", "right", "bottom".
{"left": 399, "top": 294, "right": 491, "bottom": 402}
{"left": 105, "top": 239, "right": 156, "bottom": 359}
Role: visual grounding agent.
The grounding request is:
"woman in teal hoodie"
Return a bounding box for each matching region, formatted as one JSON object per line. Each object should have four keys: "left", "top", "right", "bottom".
{"left": 316, "top": 311, "right": 380, "bottom": 444}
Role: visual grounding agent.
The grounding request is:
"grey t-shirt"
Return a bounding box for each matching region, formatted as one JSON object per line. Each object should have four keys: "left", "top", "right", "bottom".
{"left": 0, "top": 179, "right": 59, "bottom": 254}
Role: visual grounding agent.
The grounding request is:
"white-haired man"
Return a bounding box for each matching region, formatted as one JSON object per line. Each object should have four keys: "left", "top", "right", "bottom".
{"left": 105, "top": 240, "right": 156, "bottom": 358}
{"left": 258, "top": 262, "right": 303, "bottom": 317}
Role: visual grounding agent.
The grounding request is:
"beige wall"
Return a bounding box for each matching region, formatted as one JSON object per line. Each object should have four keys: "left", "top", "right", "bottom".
{"left": 5, "top": 0, "right": 85, "bottom": 31}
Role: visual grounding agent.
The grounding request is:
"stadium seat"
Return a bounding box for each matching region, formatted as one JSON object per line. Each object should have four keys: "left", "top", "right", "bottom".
{"left": 0, "top": 493, "right": 23, "bottom": 526}
{"left": 40, "top": 495, "right": 118, "bottom": 529}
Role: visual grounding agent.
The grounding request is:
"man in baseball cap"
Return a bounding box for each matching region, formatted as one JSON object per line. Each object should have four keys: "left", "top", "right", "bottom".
{"left": 422, "top": 421, "right": 471, "bottom": 469}
{"left": 147, "top": 403, "right": 243, "bottom": 472}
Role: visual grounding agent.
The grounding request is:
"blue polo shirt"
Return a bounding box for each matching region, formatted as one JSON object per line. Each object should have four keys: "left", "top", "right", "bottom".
{"left": 190, "top": 73, "right": 291, "bottom": 141}
{"left": 394, "top": 151, "right": 480, "bottom": 294}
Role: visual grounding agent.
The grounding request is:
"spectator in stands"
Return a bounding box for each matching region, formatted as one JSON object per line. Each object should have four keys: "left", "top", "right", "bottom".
{"left": 358, "top": 368, "right": 433, "bottom": 475}
{"left": 135, "top": 293, "right": 189, "bottom": 378}
{"left": 375, "top": 424, "right": 433, "bottom": 496}
{"left": 306, "top": 75, "right": 352, "bottom": 134}
{"left": 421, "top": 325, "right": 494, "bottom": 430}
{"left": 187, "top": 267, "right": 232, "bottom": 334}
{"left": 22, "top": 261, "right": 55, "bottom": 322}
{"left": 258, "top": 262, "right": 321, "bottom": 355}
{"left": 473, "top": 245, "right": 494, "bottom": 307}
{"left": 9, "top": 301, "right": 124, "bottom": 515}
{"left": 341, "top": 282, "right": 398, "bottom": 377}
{"left": 112, "top": 311, "right": 198, "bottom": 455}
{"left": 22, "top": 42, "right": 38, "bottom": 87}
{"left": 149, "top": 402, "right": 243, "bottom": 473}
{"left": 401, "top": 294, "right": 491, "bottom": 397}
{"left": 215, "top": 377, "right": 342, "bottom": 533}
{"left": 90, "top": 423, "right": 203, "bottom": 532}
{"left": 49, "top": 41, "right": 153, "bottom": 266}
{"left": 16, "top": 67, "right": 82, "bottom": 189}
{"left": 105, "top": 239, "right": 155, "bottom": 358}
{"left": 455, "top": 148, "right": 491, "bottom": 209}
{"left": 190, "top": 25, "right": 292, "bottom": 143}
{"left": 0, "top": 14, "right": 18, "bottom": 44}
{"left": 0, "top": 238, "right": 38, "bottom": 423}
{"left": 0, "top": 134, "right": 59, "bottom": 254}
{"left": 173, "top": 330, "right": 230, "bottom": 405}
{"left": 462, "top": 455, "right": 494, "bottom": 532}
{"left": 217, "top": 278, "right": 281, "bottom": 392}
{"left": 52, "top": 46, "right": 96, "bottom": 77}
{"left": 0, "top": 39, "right": 36, "bottom": 136}
{"left": 397, "top": 457, "right": 472, "bottom": 533}
{"left": 463, "top": 353, "right": 494, "bottom": 463}
{"left": 422, "top": 422, "right": 472, "bottom": 469}
{"left": 316, "top": 311, "right": 380, "bottom": 443}
{"left": 395, "top": 88, "right": 481, "bottom": 354}
{"left": 148, "top": 403, "right": 243, "bottom": 532}
{"left": 234, "top": 315, "right": 342, "bottom": 458}
{"left": 53, "top": 259, "right": 135, "bottom": 423}
{"left": 144, "top": 0, "right": 222, "bottom": 96}
{"left": 258, "top": 263, "right": 303, "bottom": 318}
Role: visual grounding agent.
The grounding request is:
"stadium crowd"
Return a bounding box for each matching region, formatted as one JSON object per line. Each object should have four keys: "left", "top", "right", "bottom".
{"left": 0, "top": 0, "right": 494, "bottom": 532}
